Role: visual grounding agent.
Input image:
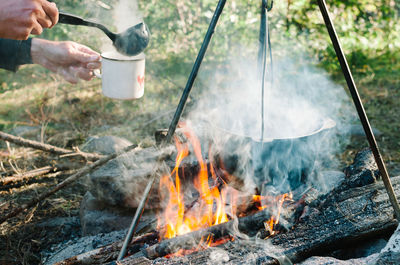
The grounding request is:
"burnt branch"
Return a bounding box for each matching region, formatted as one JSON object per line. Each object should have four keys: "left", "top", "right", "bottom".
{"left": 138, "top": 209, "right": 272, "bottom": 260}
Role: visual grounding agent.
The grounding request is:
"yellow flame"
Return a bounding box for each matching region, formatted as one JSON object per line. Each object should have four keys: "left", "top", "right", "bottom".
{"left": 158, "top": 123, "right": 234, "bottom": 240}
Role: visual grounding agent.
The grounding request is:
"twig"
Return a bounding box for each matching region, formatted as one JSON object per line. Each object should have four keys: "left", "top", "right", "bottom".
{"left": 24, "top": 203, "right": 38, "bottom": 223}
{"left": 0, "top": 144, "right": 139, "bottom": 225}
{"left": 0, "top": 166, "right": 68, "bottom": 186}
{"left": 7, "top": 159, "right": 21, "bottom": 176}
{"left": 0, "top": 131, "right": 103, "bottom": 161}
{"left": 0, "top": 161, "right": 6, "bottom": 173}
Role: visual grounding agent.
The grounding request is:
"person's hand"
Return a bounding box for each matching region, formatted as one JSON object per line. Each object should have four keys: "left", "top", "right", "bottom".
{"left": 31, "top": 39, "right": 101, "bottom": 84}
{"left": 0, "top": 0, "right": 59, "bottom": 40}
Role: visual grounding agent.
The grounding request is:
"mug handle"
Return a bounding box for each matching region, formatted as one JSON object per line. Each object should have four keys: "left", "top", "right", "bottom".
{"left": 93, "top": 69, "right": 102, "bottom": 78}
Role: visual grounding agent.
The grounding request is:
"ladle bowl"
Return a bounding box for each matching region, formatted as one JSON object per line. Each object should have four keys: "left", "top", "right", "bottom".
{"left": 113, "top": 23, "right": 150, "bottom": 56}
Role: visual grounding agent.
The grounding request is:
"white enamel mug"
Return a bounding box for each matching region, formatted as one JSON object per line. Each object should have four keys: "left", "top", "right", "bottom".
{"left": 97, "top": 51, "right": 145, "bottom": 100}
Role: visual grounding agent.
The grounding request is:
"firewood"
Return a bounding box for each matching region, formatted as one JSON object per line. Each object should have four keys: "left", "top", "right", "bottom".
{"left": 115, "top": 176, "right": 400, "bottom": 265}
{"left": 53, "top": 209, "right": 273, "bottom": 264}
{"left": 54, "top": 240, "right": 123, "bottom": 265}
{"left": 135, "top": 209, "right": 273, "bottom": 260}
{"left": 0, "top": 131, "right": 103, "bottom": 161}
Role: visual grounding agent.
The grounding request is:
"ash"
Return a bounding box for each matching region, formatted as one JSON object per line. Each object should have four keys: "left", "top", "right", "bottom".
{"left": 41, "top": 229, "right": 126, "bottom": 265}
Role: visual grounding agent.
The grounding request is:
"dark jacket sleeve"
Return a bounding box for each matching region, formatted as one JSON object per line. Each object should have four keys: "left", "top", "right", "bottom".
{"left": 0, "top": 38, "right": 33, "bottom": 72}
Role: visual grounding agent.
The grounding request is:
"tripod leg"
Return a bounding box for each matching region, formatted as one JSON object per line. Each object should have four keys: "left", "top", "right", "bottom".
{"left": 166, "top": 0, "right": 228, "bottom": 143}
{"left": 317, "top": 0, "right": 400, "bottom": 221}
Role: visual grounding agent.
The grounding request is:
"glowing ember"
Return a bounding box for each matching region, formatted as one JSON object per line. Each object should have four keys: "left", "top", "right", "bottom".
{"left": 253, "top": 193, "right": 293, "bottom": 236}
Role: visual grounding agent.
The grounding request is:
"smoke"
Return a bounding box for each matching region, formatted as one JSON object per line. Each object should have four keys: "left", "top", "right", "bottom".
{"left": 88, "top": 1, "right": 355, "bottom": 260}
{"left": 114, "top": 0, "right": 143, "bottom": 32}
{"left": 167, "top": 46, "right": 355, "bottom": 261}
{"left": 100, "top": 0, "right": 143, "bottom": 53}
{"left": 187, "top": 47, "right": 353, "bottom": 196}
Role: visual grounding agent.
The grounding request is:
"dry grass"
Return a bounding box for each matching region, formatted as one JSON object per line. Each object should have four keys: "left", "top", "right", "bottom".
{"left": 0, "top": 147, "right": 85, "bottom": 264}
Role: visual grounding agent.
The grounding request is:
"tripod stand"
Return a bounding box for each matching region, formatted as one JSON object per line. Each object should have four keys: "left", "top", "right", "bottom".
{"left": 117, "top": 0, "right": 400, "bottom": 260}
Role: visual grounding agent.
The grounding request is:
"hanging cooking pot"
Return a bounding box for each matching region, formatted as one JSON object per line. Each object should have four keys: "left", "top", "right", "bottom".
{"left": 210, "top": 118, "right": 336, "bottom": 193}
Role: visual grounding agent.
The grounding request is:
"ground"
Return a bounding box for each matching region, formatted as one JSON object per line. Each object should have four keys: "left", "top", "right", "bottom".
{"left": 0, "top": 72, "right": 399, "bottom": 264}
{"left": 1, "top": 1, "right": 399, "bottom": 264}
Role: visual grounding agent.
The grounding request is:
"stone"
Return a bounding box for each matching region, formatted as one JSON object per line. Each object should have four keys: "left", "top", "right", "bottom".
{"left": 88, "top": 145, "right": 174, "bottom": 209}
{"left": 80, "top": 135, "right": 133, "bottom": 155}
{"left": 299, "top": 254, "right": 379, "bottom": 265}
{"left": 376, "top": 224, "right": 400, "bottom": 264}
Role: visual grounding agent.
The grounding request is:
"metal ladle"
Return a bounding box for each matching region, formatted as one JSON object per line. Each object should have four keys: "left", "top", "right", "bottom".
{"left": 58, "top": 12, "right": 150, "bottom": 56}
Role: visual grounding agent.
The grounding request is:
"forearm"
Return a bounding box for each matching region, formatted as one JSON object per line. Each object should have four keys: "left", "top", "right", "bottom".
{"left": 1, "top": 37, "right": 100, "bottom": 83}
{"left": 0, "top": 38, "right": 33, "bottom": 71}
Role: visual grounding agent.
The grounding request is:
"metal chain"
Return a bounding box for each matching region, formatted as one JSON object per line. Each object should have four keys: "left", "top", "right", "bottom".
{"left": 259, "top": 0, "right": 273, "bottom": 141}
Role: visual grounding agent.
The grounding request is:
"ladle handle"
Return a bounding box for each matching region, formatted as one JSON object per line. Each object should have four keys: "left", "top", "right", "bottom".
{"left": 58, "top": 12, "right": 117, "bottom": 42}
{"left": 58, "top": 12, "right": 89, "bottom": 26}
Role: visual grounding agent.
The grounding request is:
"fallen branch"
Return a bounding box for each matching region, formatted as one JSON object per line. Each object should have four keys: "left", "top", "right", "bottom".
{"left": 0, "top": 171, "right": 78, "bottom": 192}
{"left": 0, "top": 131, "right": 103, "bottom": 161}
{"left": 0, "top": 166, "right": 67, "bottom": 186}
{"left": 0, "top": 144, "right": 139, "bottom": 225}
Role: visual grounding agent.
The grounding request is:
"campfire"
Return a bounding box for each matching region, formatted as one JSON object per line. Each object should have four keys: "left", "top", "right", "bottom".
{"left": 156, "top": 123, "right": 293, "bottom": 256}
{"left": 1, "top": 1, "right": 399, "bottom": 265}
{"left": 51, "top": 142, "right": 400, "bottom": 265}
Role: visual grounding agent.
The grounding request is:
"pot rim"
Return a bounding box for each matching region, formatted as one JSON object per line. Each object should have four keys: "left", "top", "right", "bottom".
{"left": 214, "top": 118, "right": 336, "bottom": 143}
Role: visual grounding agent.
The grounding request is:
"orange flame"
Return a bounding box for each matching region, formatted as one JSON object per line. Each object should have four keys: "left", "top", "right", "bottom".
{"left": 158, "top": 123, "right": 236, "bottom": 241}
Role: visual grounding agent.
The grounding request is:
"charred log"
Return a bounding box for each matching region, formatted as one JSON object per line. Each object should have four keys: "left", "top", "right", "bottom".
{"left": 116, "top": 175, "right": 400, "bottom": 264}
{"left": 132, "top": 209, "right": 273, "bottom": 260}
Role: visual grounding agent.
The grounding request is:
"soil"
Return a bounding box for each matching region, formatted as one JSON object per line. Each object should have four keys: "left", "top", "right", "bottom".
{"left": 0, "top": 152, "right": 87, "bottom": 265}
